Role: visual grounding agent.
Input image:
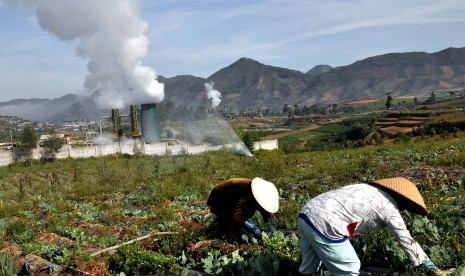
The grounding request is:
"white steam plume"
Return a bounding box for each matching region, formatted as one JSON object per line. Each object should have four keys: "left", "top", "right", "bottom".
{"left": 4, "top": 0, "right": 164, "bottom": 109}
{"left": 205, "top": 81, "right": 222, "bottom": 109}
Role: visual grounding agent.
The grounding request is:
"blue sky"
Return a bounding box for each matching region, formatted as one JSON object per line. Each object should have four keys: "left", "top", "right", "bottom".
{"left": 1, "top": 0, "right": 465, "bottom": 101}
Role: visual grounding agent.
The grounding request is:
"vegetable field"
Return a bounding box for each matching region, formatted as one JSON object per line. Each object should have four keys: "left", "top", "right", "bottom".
{"left": 1, "top": 137, "right": 465, "bottom": 275}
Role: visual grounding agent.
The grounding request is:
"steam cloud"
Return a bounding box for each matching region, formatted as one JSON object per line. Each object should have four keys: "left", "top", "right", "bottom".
{"left": 205, "top": 81, "right": 222, "bottom": 109}
{"left": 4, "top": 0, "right": 164, "bottom": 109}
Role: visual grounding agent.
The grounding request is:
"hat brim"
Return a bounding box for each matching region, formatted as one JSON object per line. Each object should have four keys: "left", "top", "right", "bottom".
{"left": 251, "top": 177, "right": 279, "bottom": 213}
{"left": 370, "top": 177, "right": 428, "bottom": 216}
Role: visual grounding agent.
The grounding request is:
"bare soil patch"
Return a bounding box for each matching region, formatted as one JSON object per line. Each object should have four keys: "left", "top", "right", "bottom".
{"left": 341, "top": 98, "right": 381, "bottom": 106}
{"left": 379, "top": 126, "right": 414, "bottom": 136}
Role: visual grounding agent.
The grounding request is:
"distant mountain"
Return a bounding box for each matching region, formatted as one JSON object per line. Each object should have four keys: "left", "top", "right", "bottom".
{"left": 203, "top": 47, "right": 465, "bottom": 108}
{"left": 0, "top": 94, "right": 87, "bottom": 122}
{"left": 0, "top": 98, "right": 49, "bottom": 107}
{"left": 205, "top": 58, "right": 310, "bottom": 109}
{"left": 0, "top": 93, "right": 111, "bottom": 123}
{"left": 306, "top": 65, "right": 333, "bottom": 76}
{"left": 300, "top": 47, "right": 465, "bottom": 105}
{"left": 1, "top": 47, "right": 465, "bottom": 122}
{"left": 46, "top": 94, "right": 108, "bottom": 122}
{"left": 159, "top": 75, "right": 207, "bottom": 108}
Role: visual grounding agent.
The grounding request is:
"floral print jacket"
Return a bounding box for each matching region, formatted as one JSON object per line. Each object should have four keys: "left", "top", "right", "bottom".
{"left": 299, "top": 183, "right": 428, "bottom": 266}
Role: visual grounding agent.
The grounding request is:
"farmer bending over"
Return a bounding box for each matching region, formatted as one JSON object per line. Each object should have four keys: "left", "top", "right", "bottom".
{"left": 207, "top": 177, "right": 279, "bottom": 241}
{"left": 298, "top": 177, "right": 437, "bottom": 275}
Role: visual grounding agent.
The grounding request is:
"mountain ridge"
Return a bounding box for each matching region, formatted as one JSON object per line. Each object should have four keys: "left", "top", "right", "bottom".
{"left": 1, "top": 46, "right": 465, "bottom": 122}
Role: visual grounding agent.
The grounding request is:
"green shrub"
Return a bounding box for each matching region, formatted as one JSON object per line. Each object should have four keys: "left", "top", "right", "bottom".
{"left": 37, "top": 242, "right": 75, "bottom": 267}
{"left": 261, "top": 231, "right": 300, "bottom": 262}
{"left": 4, "top": 218, "right": 35, "bottom": 244}
{"left": 109, "top": 242, "right": 180, "bottom": 275}
{"left": 199, "top": 249, "right": 248, "bottom": 275}
{"left": 0, "top": 253, "right": 15, "bottom": 276}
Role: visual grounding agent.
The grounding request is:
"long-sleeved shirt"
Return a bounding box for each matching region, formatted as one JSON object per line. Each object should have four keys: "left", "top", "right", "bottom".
{"left": 299, "top": 183, "right": 428, "bottom": 266}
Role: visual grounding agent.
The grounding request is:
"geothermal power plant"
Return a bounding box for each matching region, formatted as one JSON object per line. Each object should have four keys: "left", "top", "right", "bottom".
{"left": 103, "top": 103, "right": 161, "bottom": 144}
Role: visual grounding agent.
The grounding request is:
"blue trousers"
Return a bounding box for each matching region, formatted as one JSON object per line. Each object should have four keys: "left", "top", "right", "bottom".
{"left": 298, "top": 217, "right": 360, "bottom": 275}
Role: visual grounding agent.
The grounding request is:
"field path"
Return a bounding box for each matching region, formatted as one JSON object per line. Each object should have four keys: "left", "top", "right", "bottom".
{"left": 260, "top": 124, "right": 321, "bottom": 140}
{"left": 259, "top": 115, "right": 350, "bottom": 141}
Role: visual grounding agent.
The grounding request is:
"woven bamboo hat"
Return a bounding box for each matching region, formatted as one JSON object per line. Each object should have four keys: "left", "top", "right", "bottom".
{"left": 251, "top": 177, "right": 279, "bottom": 213}
{"left": 370, "top": 177, "right": 428, "bottom": 216}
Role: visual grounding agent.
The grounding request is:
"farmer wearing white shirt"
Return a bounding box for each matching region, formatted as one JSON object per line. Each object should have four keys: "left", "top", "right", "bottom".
{"left": 298, "top": 177, "right": 437, "bottom": 275}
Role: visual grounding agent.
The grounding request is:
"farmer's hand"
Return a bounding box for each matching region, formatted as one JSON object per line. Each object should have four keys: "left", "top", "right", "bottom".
{"left": 244, "top": 220, "right": 262, "bottom": 238}
{"left": 268, "top": 217, "right": 276, "bottom": 233}
{"left": 423, "top": 257, "right": 437, "bottom": 273}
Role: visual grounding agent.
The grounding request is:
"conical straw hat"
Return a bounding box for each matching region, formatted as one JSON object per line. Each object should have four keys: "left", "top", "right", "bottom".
{"left": 370, "top": 177, "right": 428, "bottom": 216}
{"left": 251, "top": 177, "right": 279, "bottom": 213}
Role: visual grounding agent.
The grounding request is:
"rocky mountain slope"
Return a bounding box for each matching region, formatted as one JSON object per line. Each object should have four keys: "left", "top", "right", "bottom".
{"left": 162, "top": 47, "right": 465, "bottom": 110}
{"left": 1, "top": 47, "right": 464, "bottom": 122}
{"left": 300, "top": 47, "right": 465, "bottom": 105}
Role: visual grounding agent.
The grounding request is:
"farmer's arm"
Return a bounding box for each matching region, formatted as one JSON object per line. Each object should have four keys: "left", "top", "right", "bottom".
{"left": 258, "top": 206, "right": 276, "bottom": 232}
{"left": 384, "top": 207, "right": 429, "bottom": 267}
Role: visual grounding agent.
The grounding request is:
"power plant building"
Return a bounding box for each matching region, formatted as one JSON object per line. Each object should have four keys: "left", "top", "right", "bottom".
{"left": 140, "top": 103, "right": 161, "bottom": 143}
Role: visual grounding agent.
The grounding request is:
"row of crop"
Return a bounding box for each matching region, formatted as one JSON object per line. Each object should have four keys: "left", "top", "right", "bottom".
{"left": 0, "top": 140, "right": 465, "bottom": 274}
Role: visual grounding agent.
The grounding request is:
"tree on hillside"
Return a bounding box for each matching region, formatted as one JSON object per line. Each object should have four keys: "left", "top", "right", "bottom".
{"left": 385, "top": 93, "right": 393, "bottom": 110}
{"left": 42, "top": 129, "right": 65, "bottom": 160}
{"left": 294, "top": 104, "right": 302, "bottom": 116}
{"left": 302, "top": 105, "right": 310, "bottom": 115}
{"left": 425, "top": 90, "right": 437, "bottom": 104}
{"left": 330, "top": 104, "right": 339, "bottom": 114}
{"left": 430, "top": 90, "right": 437, "bottom": 103}
{"left": 16, "top": 124, "right": 38, "bottom": 164}
{"left": 241, "top": 132, "right": 255, "bottom": 153}
{"left": 19, "top": 125, "right": 38, "bottom": 150}
{"left": 282, "top": 104, "right": 292, "bottom": 115}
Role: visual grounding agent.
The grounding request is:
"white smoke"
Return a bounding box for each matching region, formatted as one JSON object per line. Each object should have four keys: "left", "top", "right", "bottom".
{"left": 4, "top": 0, "right": 164, "bottom": 109}
{"left": 91, "top": 135, "right": 113, "bottom": 145}
{"left": 204, "top": 81, "right": 222, "bottom": 109}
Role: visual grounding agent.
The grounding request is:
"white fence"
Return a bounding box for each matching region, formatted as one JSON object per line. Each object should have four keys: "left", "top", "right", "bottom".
{"left": 254, "top": 139, "right": 279, "bottom": 150}
{"left": 0, "top": 139, "right": 278, "bottom": 166}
